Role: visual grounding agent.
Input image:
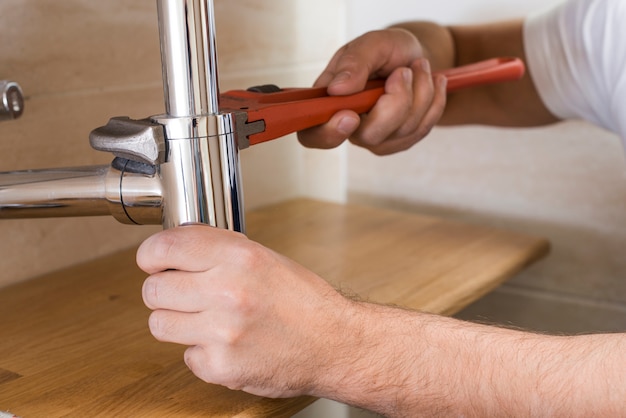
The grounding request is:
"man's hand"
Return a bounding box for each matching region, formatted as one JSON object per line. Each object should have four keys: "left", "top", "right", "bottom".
{"left": 136, "top": 225, "right": 357, "bottom": 398}
{"left": 297, "top": 28, "right": 448, "bottom": 155}
{"left": 136, "top": 225, "right": 626, "bottom": 417}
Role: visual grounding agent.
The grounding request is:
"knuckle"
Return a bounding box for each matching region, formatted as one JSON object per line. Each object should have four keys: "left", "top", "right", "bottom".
{"left": 231, "top": 240, "right": 267, "bottom": 270}
{"left": 212, "top": 354, "right": 245, "bottom": 391}
{"left": 147, "top": 232, "right": 178, "bottom": 265}
{"left": 394, "top": 118, "right": 421, "bottom": 139}
{"left": 333, "top": 50, "right": 369, "bottom": 79}
{"left": 220, "top": 325, "right": 246, "bottom": 347}
{"left": 217, "top": 282, "right": 258, "bottom": 326}
{"left": 186, "top": 346, "right": 243, "bottom": 391}
{"left": 414, "top": 124, "right": 433, "bottom": 141}
{"left": 354, "top": 128, "right": 385, "bottom": 147}
{"left": 184, "top": 347, "right": 213, "bottom": 383}
{"left": 223, "top": 286, "right": 254, "bottom": 315}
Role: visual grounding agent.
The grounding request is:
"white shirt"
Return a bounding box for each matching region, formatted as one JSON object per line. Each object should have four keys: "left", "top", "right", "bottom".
{"left": 524, "top": 0, "right": 626, "bottom": 145}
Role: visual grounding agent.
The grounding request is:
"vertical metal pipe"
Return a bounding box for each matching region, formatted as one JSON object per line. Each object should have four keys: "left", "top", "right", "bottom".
{"left": 155, "top": 0, "right": 245, "bottom": 231}
{"left": 156, "top": 0, "right": 220, "bottom": 116}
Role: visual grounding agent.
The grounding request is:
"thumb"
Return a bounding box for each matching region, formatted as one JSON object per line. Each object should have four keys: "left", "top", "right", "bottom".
{"left": 314, "top": 60, "right": 370, "bottom": 96}
{"left": 314, "top": 28, "right": 423, "bottom": 96}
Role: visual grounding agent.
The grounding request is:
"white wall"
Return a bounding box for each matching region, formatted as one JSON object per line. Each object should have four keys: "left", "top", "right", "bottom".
{"left": 346, "top": 0, "right": 559, "bottom": 34}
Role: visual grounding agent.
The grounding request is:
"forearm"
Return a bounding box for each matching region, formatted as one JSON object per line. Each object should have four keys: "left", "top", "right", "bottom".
{"left": 461, "top": 320, "right": 626, "bottom": 416}
{"left": 318, "top": 301, "right": 626, "bottom": 417}
{"left": 392, "top": 20, "right": 559, "bottom": 127}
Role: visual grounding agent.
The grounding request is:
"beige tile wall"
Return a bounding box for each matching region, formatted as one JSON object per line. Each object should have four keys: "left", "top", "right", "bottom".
{"left": 0, "top": 0, "right": 344, "bottom": 288}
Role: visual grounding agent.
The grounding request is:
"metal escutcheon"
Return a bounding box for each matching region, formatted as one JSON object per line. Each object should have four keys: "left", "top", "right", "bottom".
{"left": 0, "top": 80, "right": 24, "bottom": 121}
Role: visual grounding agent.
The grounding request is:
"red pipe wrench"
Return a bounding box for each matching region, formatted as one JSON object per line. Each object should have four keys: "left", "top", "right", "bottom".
{"left": 220, "top": 57, "right": 525, "bottom": 149}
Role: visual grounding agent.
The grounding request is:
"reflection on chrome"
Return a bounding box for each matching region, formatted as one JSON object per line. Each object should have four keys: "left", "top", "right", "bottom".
{"left": 0, "top": 0, "right": 245, "bottom": 232}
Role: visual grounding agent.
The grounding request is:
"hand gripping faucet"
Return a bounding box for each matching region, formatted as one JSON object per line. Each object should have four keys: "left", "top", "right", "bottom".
{"left": 0, "top": 0, "right": 525, "bottom": 232}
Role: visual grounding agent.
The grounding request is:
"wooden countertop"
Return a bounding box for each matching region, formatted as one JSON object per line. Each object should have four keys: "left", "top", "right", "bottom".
{"left": 0, "top": 198, "right": 549, "bottom": 417}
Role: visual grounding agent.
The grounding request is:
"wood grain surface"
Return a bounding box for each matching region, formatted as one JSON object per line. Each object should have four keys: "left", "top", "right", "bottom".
{"left": 0, "top": 198, "right": 549, "bottom": 417}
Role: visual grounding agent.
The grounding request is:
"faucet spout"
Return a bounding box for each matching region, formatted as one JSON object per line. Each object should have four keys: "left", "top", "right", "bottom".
{"left": 0, "top": 162, "right": 162, "bottom": 224}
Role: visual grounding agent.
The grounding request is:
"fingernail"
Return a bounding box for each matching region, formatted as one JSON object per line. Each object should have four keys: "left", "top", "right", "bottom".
{"left": 337, "top": 116, "right": 359, "bottom": 136}
{"left": 437, "top": 74, "right": 448, "bottom": 89}
{"left": 421, "top": 59, "right": 431, "bottom": 74}
{"left": 402, "top": 67, "right": 413, "bottom": 86}
{"left": 143, "top": 279, "right": 156, "bottom": 301}
{"left": 329, "top": 71, "right": 351, "bottom": 87}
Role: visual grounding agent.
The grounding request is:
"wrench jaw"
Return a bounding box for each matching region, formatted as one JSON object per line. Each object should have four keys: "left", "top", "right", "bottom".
{"left": 232, "top": 112, "right": 266, "bottom": 150}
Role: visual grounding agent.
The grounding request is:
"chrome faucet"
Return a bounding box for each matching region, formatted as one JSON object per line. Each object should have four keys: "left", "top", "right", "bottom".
{"left": 0, "top": 0, "right": 245, "bottom": 231}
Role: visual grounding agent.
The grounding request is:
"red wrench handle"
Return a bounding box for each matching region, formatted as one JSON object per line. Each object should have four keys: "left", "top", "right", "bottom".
{"left": 438, "top": 57, "right": 525, "bottom": 92}
{"left": 220, "top": 57, "right": 525, "bottom": 146}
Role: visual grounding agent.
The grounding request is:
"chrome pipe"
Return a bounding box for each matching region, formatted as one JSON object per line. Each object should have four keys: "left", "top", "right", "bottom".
{"left": 155, "top": 0, "right": 245, "bottom": 231}
{"left": 0, "top": 164, "right": 163, "bottom": 224}
{"left": 156, "top": 0, "right": 220, "bottom": 117}
{"left": 0, "top": 166, "right": 111, "bottom": 218}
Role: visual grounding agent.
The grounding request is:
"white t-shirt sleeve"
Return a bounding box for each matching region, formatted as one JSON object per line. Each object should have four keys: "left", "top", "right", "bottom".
{"left": 523, "top": 0, "right": 626, "bottom": 143}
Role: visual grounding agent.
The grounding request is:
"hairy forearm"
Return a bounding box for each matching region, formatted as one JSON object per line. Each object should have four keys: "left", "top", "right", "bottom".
{"left": 462, "top": 321, "right": 626, "bottom": 416}
{"left": 392, "top": 20, "right": 559, "bottom": 127}
{"left": 316, "top": 301, "right": 626, "bottom": 417}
